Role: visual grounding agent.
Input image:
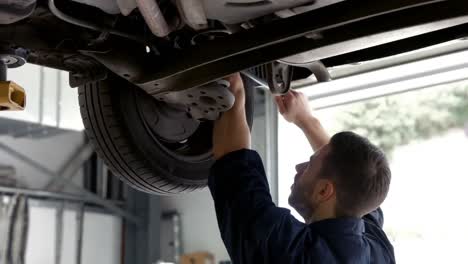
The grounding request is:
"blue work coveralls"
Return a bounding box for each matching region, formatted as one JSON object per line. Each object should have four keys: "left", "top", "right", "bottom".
{"left": 209, "top": 149, "right": 395, "bottom": 264}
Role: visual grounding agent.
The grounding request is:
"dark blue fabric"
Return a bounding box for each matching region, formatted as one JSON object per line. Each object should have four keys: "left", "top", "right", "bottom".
{"left": 209, "top": 149, "right": 395, "bottom": 264}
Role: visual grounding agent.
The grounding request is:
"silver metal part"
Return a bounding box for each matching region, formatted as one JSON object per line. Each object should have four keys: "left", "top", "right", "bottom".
{"left": 136, "top": 0, "right": 171, "bottom": 37}
{"left": 48, "top": 0, "right": 141, "bottom": 42}
{"left": 307, "top": 62, "right": 331, "bottom": 82}
{"left": 117, "top": 0, "right": 137, "bottom": 16}
{"left": 0, "top": 53, "right": 27, "bottom": 69}
{"left": 305, "top": 61, "right": 331, "bottom": 82}
{"left": 70, "top": 0, "right": 120, "bottom": 14}
{"left": 202, "top": 0, "right": 313, "bottom": 24}
{"left": 275, "top": 0, "right": 345, "bottom": 18}
{"left": 158, "top": 80, "right": 235, "bottom": 121}
{"left": 0, "top": 0, "right": 36, "bottom": 24}
{"left": 176, "top": 0, "right": 208, "bottom": 30}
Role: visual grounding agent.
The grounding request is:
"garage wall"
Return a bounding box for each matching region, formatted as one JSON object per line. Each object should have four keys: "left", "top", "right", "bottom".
{"left": 159, "top": 113, "right": 270, "bottom": 262}
{"left": 160, "top": 189, "right": 229, "bottom": 261}
{"left": 0, "top": 62, "right": 86, "bottom": 189}
{"left": 0, "top": 63, "right": 124, "bottom": 263}
{"left": 0, "top": 64, "right": 83, "bottom": 131}
{"left": 25, "top": 201, "right": 122, "bottom": 264}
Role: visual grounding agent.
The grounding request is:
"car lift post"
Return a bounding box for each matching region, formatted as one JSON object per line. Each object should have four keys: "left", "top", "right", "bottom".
{"left": 0, "top": 49, "right": 27, "bottom": 111}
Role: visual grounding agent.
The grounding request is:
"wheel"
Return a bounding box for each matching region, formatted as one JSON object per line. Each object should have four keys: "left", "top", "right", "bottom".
{"left": 78, "top": 75, "right": 254, "bottom": 195}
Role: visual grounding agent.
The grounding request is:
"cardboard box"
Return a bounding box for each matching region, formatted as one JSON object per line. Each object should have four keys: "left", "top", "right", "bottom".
{"left": 180, "top": 252, "right": 215, "bottom": 264}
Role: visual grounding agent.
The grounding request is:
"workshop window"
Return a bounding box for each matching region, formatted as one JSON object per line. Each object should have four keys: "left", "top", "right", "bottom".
{"left": 278, "top": 80, "right": 468, "bottom": 263}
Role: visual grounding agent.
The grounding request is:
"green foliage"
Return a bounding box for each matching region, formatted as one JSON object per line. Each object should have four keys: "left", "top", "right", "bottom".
{"left": 335, "top": 83, "right": 468, "bottom": 156}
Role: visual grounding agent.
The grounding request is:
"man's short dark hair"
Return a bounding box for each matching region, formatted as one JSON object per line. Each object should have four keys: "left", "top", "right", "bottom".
{"left": 320, "top": 131, "right": 391, "bottom": 217}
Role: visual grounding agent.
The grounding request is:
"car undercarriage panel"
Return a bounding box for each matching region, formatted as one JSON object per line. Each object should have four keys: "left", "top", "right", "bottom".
{"left": 0, "top": 0, "right": 36, "bottom": 24}
{"left": 202, "top": 0, "right": 319, "bottom": 24}
{"left": 66, "top": 0, "right": 345, "bottom": 26}
{"left": 1, "top": 0, "right": 467, "bottom": 106}
{"left": 82, "top": 0, "right": 468, "bottom": 97}
{"left": 70, "top": 0, "right": 120, "bottom": 14}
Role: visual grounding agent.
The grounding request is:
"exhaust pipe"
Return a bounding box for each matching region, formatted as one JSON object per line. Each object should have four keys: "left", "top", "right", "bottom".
{"left": 0, "top": 81, "right": 26, "bottom": 111}
{"left": 136, "top": 0, "right": 171, "bottom": 37}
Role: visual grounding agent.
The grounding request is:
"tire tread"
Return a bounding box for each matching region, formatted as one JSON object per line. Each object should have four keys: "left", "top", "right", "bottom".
{"left": 78, "top": 80, "right": 194, "bottom": 195}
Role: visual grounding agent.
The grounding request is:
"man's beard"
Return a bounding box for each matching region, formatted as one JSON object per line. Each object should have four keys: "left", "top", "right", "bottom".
{"left": 288, "top": 184, "right": 316, "bottom": 222}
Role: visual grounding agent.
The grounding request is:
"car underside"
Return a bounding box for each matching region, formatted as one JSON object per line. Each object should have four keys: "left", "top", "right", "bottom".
{"left": 0, "top": 0, "right": 467, "bottom": 194}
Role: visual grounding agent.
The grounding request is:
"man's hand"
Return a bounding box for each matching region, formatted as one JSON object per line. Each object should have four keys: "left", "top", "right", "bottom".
{"left": 275, "top": 90, "right": 330, "bottom": 151}
{"left": 275, "top": 90, "right": 314, "bottom": 129}
{"left": 212, "top": 73, "right": 251, "bottom": 160}
{"left": 225, "top": 73, "right": 246, "bottom": 111}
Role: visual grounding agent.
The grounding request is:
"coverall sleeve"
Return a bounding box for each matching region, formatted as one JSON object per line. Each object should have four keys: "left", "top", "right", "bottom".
{"left": 208, "top": 149, "right": 308, "bottom": 264}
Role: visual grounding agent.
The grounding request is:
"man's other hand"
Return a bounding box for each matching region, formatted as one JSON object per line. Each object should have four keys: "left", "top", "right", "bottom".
{"left": 275, "top": 90, "right": 315, "bottom": 128}
{"left": 276, "top": 90, "right": 330, "bottom": 150}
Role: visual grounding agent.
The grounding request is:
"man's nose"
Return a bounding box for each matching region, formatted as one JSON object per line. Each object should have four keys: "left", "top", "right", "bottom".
{"left": 295, "top": 162, "right": 308, "bottom": 173}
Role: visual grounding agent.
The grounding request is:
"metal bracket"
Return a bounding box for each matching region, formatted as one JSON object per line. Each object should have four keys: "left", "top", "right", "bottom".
{"left": 266, "top": 62, "right": 293, "bottom": 95}
{"left": 306, "top": 61, "right": 331, "bottom": 82}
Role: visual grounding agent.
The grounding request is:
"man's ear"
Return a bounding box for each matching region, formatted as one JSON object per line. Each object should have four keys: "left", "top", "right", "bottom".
{"left": 315, "top": 179, "right": 335, "bottom": 202}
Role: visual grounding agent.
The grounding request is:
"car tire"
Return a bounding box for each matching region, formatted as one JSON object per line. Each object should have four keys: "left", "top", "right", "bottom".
{"left": 78, "top": 75, "right": 254, "bottom": 195}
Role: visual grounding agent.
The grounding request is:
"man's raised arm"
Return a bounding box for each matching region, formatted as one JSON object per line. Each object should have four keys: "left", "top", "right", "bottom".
{"left": 212, "top": 73, "right": 250, "bottom": 160}
{"left": 275, "top": 90, "right": 330, "bottom": 151}
{"left": 209, "top": 75, "right": 308, "bottom": 264}
{"left": 276, "top": 90, "right": 387, "bottom": 230}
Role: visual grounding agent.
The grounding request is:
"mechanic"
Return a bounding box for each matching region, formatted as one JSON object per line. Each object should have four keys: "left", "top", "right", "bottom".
{"left": 209, "top": 73, "right": 395, "bottom": 264}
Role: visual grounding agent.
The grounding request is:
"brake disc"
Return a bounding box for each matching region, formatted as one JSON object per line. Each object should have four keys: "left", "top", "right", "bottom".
{"left": 156, "top": 79, "right": 235, "bottom": 121}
